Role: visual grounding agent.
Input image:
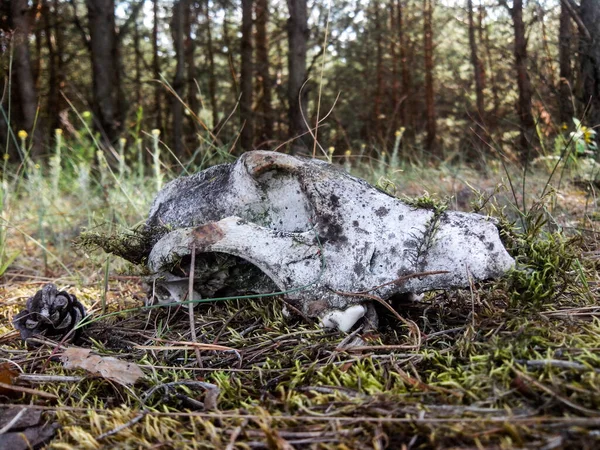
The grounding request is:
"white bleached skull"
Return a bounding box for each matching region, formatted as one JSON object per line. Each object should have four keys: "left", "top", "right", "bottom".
{"left": 145, "top": 151, "right": 514, "bottom": 331}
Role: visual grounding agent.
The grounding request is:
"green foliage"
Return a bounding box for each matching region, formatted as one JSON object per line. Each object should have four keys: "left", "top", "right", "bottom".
{"left": 568, "top": 118, "right": 598, "bottom": 158}
{"left": 508, "top": 230, "right": 580, "bottom": 306}
{"left": 401, "top": 191, "right": 449, "bottom": 213}
{"left": 496, "top": 194, "right": 583, "bottom": 308}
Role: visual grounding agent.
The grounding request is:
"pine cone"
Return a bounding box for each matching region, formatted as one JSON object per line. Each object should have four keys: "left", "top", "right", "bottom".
{"left": 13, "top": 284, "right": 86, "bottom": 342}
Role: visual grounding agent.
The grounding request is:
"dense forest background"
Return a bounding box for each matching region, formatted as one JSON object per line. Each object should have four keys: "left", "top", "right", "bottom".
{"left": 1, "top": 0, "right": 599, "bottom": 167}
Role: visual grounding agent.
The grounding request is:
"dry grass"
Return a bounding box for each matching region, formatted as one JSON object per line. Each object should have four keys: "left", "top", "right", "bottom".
{"left": 1, "top": 159, "right": 600, "bottom": 449}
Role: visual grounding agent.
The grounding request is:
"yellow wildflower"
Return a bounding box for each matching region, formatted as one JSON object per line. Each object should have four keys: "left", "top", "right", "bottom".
{"left": 583, "top": 127, "right": 595, "bottom": 144}
{"left": 18, "top": 130, "right": 28, "bottom": 140}
{"left": 119, "top": 137, "right": 127, "bottom": 146}
{"left": 344, "top": 150, "right": 351, "bottom": 156}
{"left": 3, "top": 153, "right": 9, "bottom": 161}
{"left": 55, "top": 128, "right": 63, "bottom": 135}
{"left": 151, "top": 129, "right": 161, "bottom": 137}
{"left": 82, "top": 111, "right": 92, "bottom": 119}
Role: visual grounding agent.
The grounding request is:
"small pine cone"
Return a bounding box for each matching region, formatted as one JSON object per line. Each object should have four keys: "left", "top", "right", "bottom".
{"left": 13, "top": 284, "right": 86, "bottom": 342}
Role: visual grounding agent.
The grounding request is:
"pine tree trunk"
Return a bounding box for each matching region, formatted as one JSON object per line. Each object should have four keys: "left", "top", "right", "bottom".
{"left": 558, "top": 1, "right": 574, "bottom": 125}
{"left": 509, "top": 0, "right": 537, "bottom": 160}
{"left": 33, "top": 2, "right": 42, "bottom": 89}
{"left": 424, "top": 0, "right": 436, "bottom": 153}
{"left": 373, "top": 2, "right": 384, "bottom": 142}
{"left": 152, "top": 0, "right": 162, "bottom": 131}
{"left": 482, "top": 6, "right": 499, "bottom": 126}
{"left": 11, "top": 0, "right": 43, "bottom": 157}
{"left": 134, "top": 16, "right": 142, "bottom": 106}
{"left": 184, "top": 0, "right": 198, "bottom": 147}
{"left": 86, "top": 0, "right": 121, "bottom": 143}
{"left": 580, "top": 0, "right": 600, "bottom": 146}
{"left": 255, "top": 0, "right": 273, "bottom": 144}
{"left": 389, "top": 0, "right": 399, "bottom": 131}
{"left": 397, "top": 0, "right": 411, "bottom": 137}
{"left": 171, "top": 0, "right": 185, "bottom": 157}
{"left": 468, "top": 0, "right": 485, "bottom": 124}
{"left": 42, "top": 0, "right": 59, "bottom": 134}
{"left": 53, "top": 0, "right": 65, "bottom": 122}
{"left": 275, "top": 27, "right": 286, "bottom": 140}
{"left": 287, "top": 0, "right": 309, "bottom": 152}
{"left": 240, "top": 0, "right": 254, "bottom": 151}
{"left": 203, "top": 0, "right": 219, "bottom": 130}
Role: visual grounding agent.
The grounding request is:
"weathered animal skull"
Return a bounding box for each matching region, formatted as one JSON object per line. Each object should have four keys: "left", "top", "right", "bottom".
{"left": 142, "top": 151, "right": 514, "bottom": 331}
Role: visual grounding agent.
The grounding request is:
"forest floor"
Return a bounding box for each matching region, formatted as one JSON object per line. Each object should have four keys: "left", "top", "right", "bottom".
{"left": 1, "top": 156, "right": 600, "bottom": 449}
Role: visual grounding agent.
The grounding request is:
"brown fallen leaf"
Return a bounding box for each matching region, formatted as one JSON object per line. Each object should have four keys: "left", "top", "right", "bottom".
{"left": 0, "top": 363, "right": 19, "bottom": 397}
{"left": 60, "top": 347, "right": 144, "bottom": 385}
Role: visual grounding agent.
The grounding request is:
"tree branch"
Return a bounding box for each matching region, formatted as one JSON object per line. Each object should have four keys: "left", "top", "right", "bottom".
{"left": 560, "top": 0, "right": 591, "bottom": 40}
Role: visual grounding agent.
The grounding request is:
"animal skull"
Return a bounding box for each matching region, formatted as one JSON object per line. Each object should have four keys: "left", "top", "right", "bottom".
{"left": 141, "top": 151, "right": 514, "bottom": 332}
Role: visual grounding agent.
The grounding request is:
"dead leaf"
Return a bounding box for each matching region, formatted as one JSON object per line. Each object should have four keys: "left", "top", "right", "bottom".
{"left": 0, "top": 363, "right": 18, "bottom": 397}
{"left": 0, "top": 407, "right": 59, "bottom": 450}
{"left": 60, "top": 347, "right": 144, "bottom": 385}
{"left": 0, "top": 407, "right": 41, "bottom": 431}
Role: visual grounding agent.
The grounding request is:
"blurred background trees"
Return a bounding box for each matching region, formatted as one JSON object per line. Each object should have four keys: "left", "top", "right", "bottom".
{"left": 0, "top": 0, "right": 598, "bottom": 165}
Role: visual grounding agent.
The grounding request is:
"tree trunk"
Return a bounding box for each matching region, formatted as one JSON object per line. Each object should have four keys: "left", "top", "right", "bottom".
{"left": 134, "top": 15, "right": 142, "bottom": 106}
{"left": 580, "top": 0, "right": 600, "bottom": 146}
{"left": 468, "top": 0, "right": 485, "bottom": 124}
{"left": 203, "top": 0, "right": 219, "bottom": 130}
{"left": 42, "top": 0, "right": 59, "bottom": 134}
{"left": 255, "top": 0, "right": 273, "bottom": 144}
{"left": 86, "top": 0, "right": 121, "bottom": 143}
{"left": 275, "top": 22, "right": 286, "bottom": 140}
{"left": 397, "top": 0, "right": 411, "bottom": 137}
{"left": 33, "top": 1, "right": 42, "bottom": 89}
{"left": 240, "top": 0, "right": 254, "bottom": 151}
{"left": 184, "top": 0, "right": 198, "bottom": 147}
{"left": 482, "top": 5, "right": 499, "bottom": 125}
{"left": 424, "top": 0, "right": 436, "bottom": 153}
{"left": 389, "top": 0, "right": 399, "bottom": 131}
{"left": 558, "top": 0, "right": 574, "bottom": 125}
{"left": 508, "top": 0, "right": 537, "bottom": 160}
{"left": 53, "top": 0, "right": 65, "bottom": 123}
{"left": 11, "top": 0, "right": 43, "bottom": 157}
{"left": 287, "top": 0, "right": 309, "bottom": 152}
{"left": 171, "top": 0, "right": 185, "bottom": 157}
{"left": 33, "top": 1, "right": 42, "bottom": 90}
{"left": 153, "top": 0, "right": 162, "bottom": 130}
{"left": 373, "top": 2, "right": 384, "bottom": 142}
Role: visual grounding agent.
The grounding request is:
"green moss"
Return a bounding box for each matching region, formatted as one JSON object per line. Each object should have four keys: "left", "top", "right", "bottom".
{"left": 75, "top": 225, "right": 168, "bottom": 265}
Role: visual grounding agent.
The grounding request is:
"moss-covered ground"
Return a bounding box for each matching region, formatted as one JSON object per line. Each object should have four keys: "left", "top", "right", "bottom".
{"left": 1, "top": 157, "right": 600, "bottom": 449}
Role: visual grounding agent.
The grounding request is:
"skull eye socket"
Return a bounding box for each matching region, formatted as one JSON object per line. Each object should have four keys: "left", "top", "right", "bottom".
{"left": 163, "top": 252, "right": 279, "bottom": 302}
